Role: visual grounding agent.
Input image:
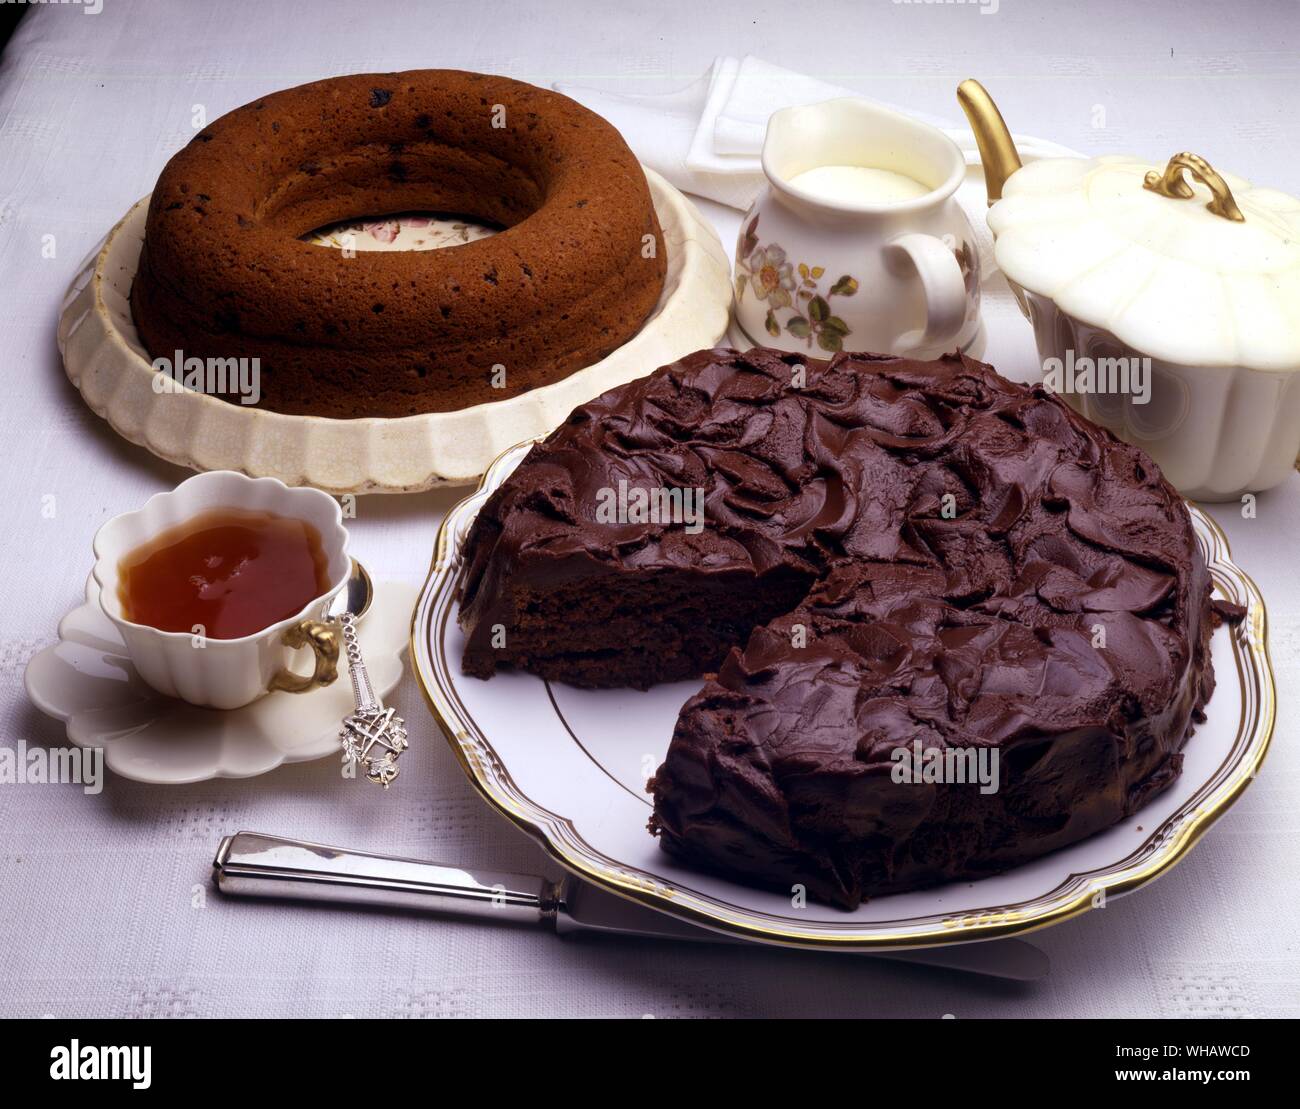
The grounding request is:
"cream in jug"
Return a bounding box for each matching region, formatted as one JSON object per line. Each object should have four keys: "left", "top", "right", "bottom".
{"left": 734, "top": 98, "right": 983, "bottom": 359}
{"left": 786, "top": 165, "right": 932, "bottom": 205}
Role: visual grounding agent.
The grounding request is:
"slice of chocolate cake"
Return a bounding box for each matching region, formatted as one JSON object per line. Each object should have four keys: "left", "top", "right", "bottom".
{"left": 458, "top": 347, "right": 1222, "bottom": 907}
{"left": 458, "top": 347, "right": 836, "bottom": 688}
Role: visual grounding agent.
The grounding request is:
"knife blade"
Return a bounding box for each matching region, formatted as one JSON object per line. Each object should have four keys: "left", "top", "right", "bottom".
{"left": 213, "top": 831, "right": 1049, "bottom": 981}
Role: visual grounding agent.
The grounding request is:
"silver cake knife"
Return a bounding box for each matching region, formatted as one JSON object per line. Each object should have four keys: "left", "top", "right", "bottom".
{"left": 213, "top": 831, "right": 1049, "bottom": 980}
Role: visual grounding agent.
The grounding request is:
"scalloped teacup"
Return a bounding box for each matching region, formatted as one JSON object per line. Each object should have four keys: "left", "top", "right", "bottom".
{"left": 91, "top": 471, "right": 350, "bottom": 710}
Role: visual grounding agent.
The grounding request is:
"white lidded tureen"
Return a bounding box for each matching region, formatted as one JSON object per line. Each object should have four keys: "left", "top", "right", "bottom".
{"left": 959, "top": 80, "right": 1300, "bottom": 501}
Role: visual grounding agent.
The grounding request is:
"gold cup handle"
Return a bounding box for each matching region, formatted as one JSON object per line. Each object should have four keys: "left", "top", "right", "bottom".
{"left": 269, "top": 618, "right": 340, "bottom": 694}
{"left": 1142, "top": 152, "right": 1245, "bottom": 222}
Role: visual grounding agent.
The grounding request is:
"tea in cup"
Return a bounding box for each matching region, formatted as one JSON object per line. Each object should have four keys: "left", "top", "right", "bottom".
{"left": 92, "top": 471, "right": 351, "bottom": 710}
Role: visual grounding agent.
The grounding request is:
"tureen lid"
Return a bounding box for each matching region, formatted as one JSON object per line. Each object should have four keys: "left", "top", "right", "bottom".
{"left": 988, "top": 153, "right": 1300, "bottom": 370}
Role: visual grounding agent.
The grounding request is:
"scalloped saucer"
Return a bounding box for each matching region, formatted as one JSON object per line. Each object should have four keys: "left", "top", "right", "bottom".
{"left": 25, "top": 576, "right": 417, "bottom": 784}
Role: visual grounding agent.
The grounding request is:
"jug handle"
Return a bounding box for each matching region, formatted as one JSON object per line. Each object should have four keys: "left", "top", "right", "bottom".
{"left": 885, "top": 233, "right": 968, "bottom": 354}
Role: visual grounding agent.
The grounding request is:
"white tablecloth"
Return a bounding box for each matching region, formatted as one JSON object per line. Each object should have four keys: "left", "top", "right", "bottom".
{"left": 1, "top": 0, "right": 1297, "bottom": 1019}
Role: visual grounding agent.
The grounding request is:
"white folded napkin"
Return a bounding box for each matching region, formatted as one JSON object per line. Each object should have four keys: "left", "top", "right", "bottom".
{"left": 556, "top": 56, "right": 1080, "bottom": 214}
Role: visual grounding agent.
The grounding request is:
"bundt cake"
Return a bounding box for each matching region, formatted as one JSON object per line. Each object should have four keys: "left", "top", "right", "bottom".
{"left": 458, "top": 346, "right": 1233, "bottom": 907}
{"left": 131, "top": 70, "right": 667, "bottom": 419}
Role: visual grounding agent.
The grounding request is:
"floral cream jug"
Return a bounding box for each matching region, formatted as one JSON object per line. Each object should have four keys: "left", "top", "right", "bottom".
{"left": 734, "top": 98, "right": 982, "bottom": 359}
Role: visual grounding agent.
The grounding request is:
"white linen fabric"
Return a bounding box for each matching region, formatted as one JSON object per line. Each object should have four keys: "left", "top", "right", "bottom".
{"left": 0, "top": 0, "right": 1298, "bottom": 1020}
{"left": 557, "top": 53, "right": 1083, "bottom": 299}
{"left": 556, "top": 54, "right": 1078, "bottom": 212}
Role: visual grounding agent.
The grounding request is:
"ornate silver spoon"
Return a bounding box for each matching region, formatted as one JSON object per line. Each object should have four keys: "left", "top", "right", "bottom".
{"left": 328, "top": 560, "right": 408, "bottom": 788}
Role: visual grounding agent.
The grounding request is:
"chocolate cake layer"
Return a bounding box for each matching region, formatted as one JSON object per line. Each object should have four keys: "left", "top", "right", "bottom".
{"left": 458, "top": 347, "right": 1222, "bottom": 907}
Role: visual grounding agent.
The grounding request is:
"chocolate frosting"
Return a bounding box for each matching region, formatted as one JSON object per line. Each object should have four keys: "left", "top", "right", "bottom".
{"left": 459, "top": 347, "right": 1222, "bottom": 907}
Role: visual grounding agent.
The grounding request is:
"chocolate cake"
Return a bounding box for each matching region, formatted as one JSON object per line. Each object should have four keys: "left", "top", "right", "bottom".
{"left": 459, "top": 347, "right": 1225, "bottom": 907}
{"left": 131, "top": 70, "right": 666, "bottom": 419}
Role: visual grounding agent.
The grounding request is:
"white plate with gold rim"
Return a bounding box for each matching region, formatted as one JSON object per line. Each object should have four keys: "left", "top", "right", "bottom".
{"left": 411, "top": 440, "right": 1275, "bottom": 951}
{"left": 57, "top": 168, "right": 732, "bottom": 494}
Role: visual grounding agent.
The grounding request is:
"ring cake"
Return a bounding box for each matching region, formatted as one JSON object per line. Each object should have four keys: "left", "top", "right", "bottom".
{"left": 130, "top": 70, "right": 667, "bottom": 419}
{"left": 458, "top": 347, "right": 1231, "bottom": 908}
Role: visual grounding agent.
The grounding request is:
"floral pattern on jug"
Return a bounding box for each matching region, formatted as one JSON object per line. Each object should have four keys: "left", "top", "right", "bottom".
{"left": 734, "top": 214, "right": 860, "bottom": 352}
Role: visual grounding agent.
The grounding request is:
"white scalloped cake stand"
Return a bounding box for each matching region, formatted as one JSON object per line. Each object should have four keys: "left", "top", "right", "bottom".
{"left": 57, "top": 168, "right": 732, "bottom": 494}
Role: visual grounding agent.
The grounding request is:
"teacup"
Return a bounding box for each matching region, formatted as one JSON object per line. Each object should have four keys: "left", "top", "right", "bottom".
{"left": 92, "top": 471, "right": 350, "bottom": 710}
{"left": 734, "top": 98, "right": 982, "bottom": 359}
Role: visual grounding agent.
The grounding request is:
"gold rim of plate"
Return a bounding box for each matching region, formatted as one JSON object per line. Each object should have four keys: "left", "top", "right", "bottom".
{"left": 410, "top": 439, "right": 1277, "bottom": 950}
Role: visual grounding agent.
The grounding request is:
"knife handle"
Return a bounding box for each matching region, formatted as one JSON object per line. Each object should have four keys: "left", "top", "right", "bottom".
{"left": 213, "top": 831, "right": 560, "bottom": 929}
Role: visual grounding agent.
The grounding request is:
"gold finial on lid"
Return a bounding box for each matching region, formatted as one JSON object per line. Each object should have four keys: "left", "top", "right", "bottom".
{"left": 1143, "top": 152, "right": 1246, "bottom": 222}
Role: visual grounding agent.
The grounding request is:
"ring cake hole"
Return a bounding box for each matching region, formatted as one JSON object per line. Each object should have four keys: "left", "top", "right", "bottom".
{"left": 304, "top": 211, "right": 497, "bottom": 252}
